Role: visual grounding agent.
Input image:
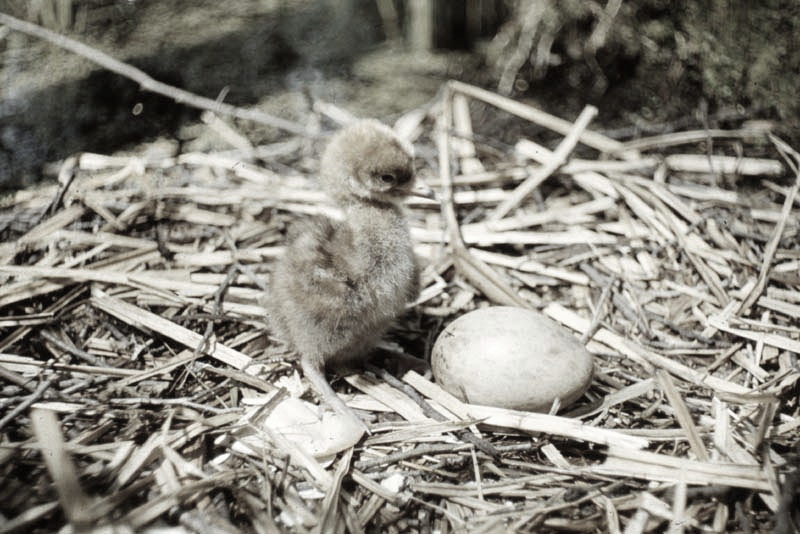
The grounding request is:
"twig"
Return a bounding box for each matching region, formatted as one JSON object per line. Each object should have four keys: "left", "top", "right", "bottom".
{"left": 655, "top": 370, "right": 709, "bottom": 461}
{"left": 489, "top": 105, "right": 598, "bottom": 220}
{"left": 40, "top": 156, "right": 77, "bottom": 221}
{"left": 448, "top": 80, "right": 628, "bottom": 155}
{"left": 0, "top": 378, "right": 55, "bottom": 431}
{"left": 436, "top": 86, "right": 528, "bottom": 307}
{"left": 110, "top": 397, "right": 239, "bottom": 415}
{"left": 497, "top": 1, "right": 545, "bottom": 95}
{"left": 368, "top": 364, "right": 500, "bottom": 458}
{"left": 355, "top": 443, "right": 474, "bottom": 471}
{"left": 40, "top": 329, "right": 108, "bottom": 367}
{"left": 0, "top": 12, "right": 314, "bottom": 137}
{"left": 30, "top": 408, "right": 95, "bottom": 528}
{"left": 736, "top": 135, "right": 800, "bottom": 314}
{"left": 195, "top": 263, "right": 240, "bottom": 357}
{"left": 580, "top": 276, "right": 617, "bottom": 345}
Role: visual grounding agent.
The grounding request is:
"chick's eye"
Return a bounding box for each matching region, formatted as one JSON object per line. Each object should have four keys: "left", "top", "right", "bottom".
{"left": 379, "top": 173, "right": 396, "bottom": 184}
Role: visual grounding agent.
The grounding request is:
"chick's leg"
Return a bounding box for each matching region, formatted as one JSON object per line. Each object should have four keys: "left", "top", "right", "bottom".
{"left": 300, "top": 353, "right": 369, "bottom": 434}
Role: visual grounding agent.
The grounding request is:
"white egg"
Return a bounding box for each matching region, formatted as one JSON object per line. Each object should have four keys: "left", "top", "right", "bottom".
{"left": 431, "top": 306, "right": 593, "bottom": 412}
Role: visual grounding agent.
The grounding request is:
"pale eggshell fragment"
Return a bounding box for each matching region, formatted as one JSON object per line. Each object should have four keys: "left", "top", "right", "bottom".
{"left": 431, "top": 306, "right": 593, "bottom": 412}
{"left": 232, "top": 396, "right": 363, "bottom": 463}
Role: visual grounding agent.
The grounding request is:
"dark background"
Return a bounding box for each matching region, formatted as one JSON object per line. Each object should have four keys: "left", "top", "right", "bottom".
{"left": 1, "top": 0, "right": 798, "bottom": 190}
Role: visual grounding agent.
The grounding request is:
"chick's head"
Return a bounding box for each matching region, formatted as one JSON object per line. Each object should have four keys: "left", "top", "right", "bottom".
{"left": 320, "top": 119, "right": 416, "bottom": 204}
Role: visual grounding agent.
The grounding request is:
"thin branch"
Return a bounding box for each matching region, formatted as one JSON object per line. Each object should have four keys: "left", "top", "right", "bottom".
{"left": 488, "top": 104, "right": 598, "bottom": 220}
{"left": 736, "top": 134, "right": 800, "bottom": 314}
{"left": 0, "top": 12, "right": 315, "bottom": 137}
{"left": 0, "top": 378, "right": 55, "bottom": 431}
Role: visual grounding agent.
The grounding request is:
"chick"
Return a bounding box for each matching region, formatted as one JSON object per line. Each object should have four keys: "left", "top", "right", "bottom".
{"left": 270, "top": 119, "right": 432, "bottom": 430}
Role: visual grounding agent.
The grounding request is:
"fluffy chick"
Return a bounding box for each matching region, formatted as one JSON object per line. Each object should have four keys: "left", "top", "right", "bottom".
{"left": 270, "top": 119, "right": 428, "bottom": 429}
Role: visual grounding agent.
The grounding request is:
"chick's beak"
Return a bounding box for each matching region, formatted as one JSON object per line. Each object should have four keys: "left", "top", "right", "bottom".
{"left": 409, "top": 180, "right": 438, "bottom": 202}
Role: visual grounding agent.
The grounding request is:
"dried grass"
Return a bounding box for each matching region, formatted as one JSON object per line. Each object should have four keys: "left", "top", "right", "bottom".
{"left": 1, "top": 81, "right": 798, "bottom": 533}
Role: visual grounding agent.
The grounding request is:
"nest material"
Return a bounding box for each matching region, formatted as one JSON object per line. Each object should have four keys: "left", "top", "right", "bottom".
{"left": 1, "top": 81, "right": 799, "bottom": 533}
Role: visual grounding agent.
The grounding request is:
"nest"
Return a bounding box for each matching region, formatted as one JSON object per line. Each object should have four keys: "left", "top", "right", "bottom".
{"left": 1, "top": 80, "right": 799, "bottom": 534}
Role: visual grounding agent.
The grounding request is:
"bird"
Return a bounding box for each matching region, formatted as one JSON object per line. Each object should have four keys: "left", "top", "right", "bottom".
{"left": 269, "top": 119, "right": 434, "bottom": 431}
